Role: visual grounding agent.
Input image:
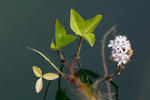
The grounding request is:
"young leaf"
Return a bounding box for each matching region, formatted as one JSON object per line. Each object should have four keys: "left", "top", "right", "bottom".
{"left": 33, "top": 66, "right": 42, "bottom": 77}
{"left": 35, "top": 77, "right": 43, "bottom": 93}
{"left": 43, "top": 73, "right": 59, "bottom": 80}
{"left": 70, "top": 9, "right": 103, "bottom": 47}
{"left": 50, "top": 41, "right": 59, "bottom": 50}
{"left": 83, "top": 33, "right": 95, "bottom": 47}
{"left": 55, "top": 19, "right": 66, "bottom": 47}
{"left": 55, "top": 88, "right": 71, "bottom": 100}
{"left": 83, "top": 15, "right": 103, "bottom": 34}
{"left": 50, "top": 19, "right": 77, "bottom": 50}
{"left": 58, "top": 35, "right": 77, "bottom": 48}
{"left": 70, "top": 9, "right": 85, "bottom": 36}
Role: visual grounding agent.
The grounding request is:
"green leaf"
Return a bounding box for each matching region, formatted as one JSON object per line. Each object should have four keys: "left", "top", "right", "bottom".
{"left": 58, "top": 35, "right": 77, "bottom": 48}
{"left": 78, "top": 69, "right": 99, "bottom": 79}
{"left": 83, "top": 33, "right": 95, "bottom": 47}
{"left": 83, "top": 15, "right": 103, "bottom": 34}
{"left": 33, "top": 66, "right": 42, "bottom": 77}
{"left": 78, "top": 69, "right": 99, "bottom": 85}
{"left": 78, "top": 72, "right": 93, "bottom": 85}
{"left": 50, "top": 41, "right": 59, "bottom": 50}
{"left": 70, "top": 9, "right": 103, "bottom": 47}
{"left": 43, "top": 73, "right": 59, "bottom": 80}
{"left": 55, "top": 19, "right": 66, "bottom": 46}
{"left": 50, "top": 19, "right": 77, "bottom": 50}
{"left": 55, "top": 88, "right": 71, "bottom": 100}
{"left": 70, "top": 9, "right": 85, "bottom": 36}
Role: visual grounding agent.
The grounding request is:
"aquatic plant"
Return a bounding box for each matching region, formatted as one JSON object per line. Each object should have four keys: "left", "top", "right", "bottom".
{"left": 28, "top": 9, "right": 133, "bottom": 100}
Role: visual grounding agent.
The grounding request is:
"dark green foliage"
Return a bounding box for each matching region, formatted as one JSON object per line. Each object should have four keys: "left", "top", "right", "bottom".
{"left": 78, "top": 69, "right": 100, "bottom": 85}
{"left": 55, "top": 88, "right": 72, "bottom": 100}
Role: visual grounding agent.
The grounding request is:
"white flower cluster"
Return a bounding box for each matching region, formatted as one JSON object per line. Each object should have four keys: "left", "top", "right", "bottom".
{"left": 108, "top": 35, "right": 133, "bottom": 66}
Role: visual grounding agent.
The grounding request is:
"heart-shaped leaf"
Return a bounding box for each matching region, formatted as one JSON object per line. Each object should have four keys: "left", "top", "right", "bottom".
{"left": 43, "top": 73, "right": 59, "bottom": 80}
{"left": 70, "top": 9, "right": 85, "bottom": 36}
{"left": 83, "top": 33, "right": 95, "bottom": 47}
{"left": 50, "top": 19, "right": 77, "bottom": 50}
{"left": 70, "top": 9, "right": 103, "bottom": 47}
{"left": 35, "top": 77, "right": 43, "bottom": 93}
{"left": 33, "top": 66, "right": 42, "bottom": 77}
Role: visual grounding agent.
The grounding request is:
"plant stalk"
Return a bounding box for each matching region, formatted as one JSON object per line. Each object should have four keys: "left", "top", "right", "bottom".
{"left": 43, "top": 81, "right": 52, "bottom": 100}
{"left": 57, "top": 50, "right": 71, "bottom": 73}
{"left": 75, "top": 37, "right": 83, "bottom": 60}
{"left": 101, "top": 25, "right": 117, "bottom": 100}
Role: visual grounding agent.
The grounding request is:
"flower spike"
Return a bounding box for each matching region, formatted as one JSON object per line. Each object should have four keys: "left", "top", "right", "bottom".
{"left": 108, "top": 35, "right": 133, "bottom": 66}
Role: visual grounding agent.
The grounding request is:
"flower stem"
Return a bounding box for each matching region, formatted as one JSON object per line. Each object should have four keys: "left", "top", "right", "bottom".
{"left": 101, "top": 25, "right": 117, "bottom": 100}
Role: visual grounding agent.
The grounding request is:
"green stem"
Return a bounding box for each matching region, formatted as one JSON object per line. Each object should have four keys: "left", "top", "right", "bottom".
{"left": 27, "top": 47, "right": 63, "bottom": 75}
{"left": 58, "top": 64, "right": 64, "bottom": 89}
{"left": 43, "top": 81, "right": 52, "bottom": 100}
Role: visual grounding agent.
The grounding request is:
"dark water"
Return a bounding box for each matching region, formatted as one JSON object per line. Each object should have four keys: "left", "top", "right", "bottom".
{"left": 0, "top": 0, "right": 149, "bottom": 100}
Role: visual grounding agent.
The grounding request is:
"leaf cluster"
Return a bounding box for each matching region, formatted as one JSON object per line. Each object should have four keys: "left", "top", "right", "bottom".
{"left": 51, "top": 9, "right": 103, "bottom": 50}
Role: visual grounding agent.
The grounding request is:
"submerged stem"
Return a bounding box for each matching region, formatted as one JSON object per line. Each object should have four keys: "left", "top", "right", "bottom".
{"left": 43, "top": 81, "right": 52, "bottom": 100}
{"left": 58, "top": 64, "right": 64, "bottom": 89}
{"left": 110, "top": 81, "right": 119, "bottom": 100}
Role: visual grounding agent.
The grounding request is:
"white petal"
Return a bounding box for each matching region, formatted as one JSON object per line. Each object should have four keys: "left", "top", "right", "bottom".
{"left": 110, "top": 40, "right": 114, "bottom": 44}
{"left": 122, "top": 60, "right": 127, "bottom": 64}
{"left": 118, "top": 61, "right": 122, "bottom": 66}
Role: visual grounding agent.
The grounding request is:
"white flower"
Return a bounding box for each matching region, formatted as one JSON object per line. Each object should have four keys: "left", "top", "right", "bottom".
{"left": 108, "top": 35, "right": 133, "bottom": 66}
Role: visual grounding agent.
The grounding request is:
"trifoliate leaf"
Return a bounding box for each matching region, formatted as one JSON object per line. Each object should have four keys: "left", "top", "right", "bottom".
{"left": 70, "top": 9, "right": 85, "bottom": 36}
{"left": 33, "top": 66, "right": 42, "bottom": 77}
{"left": 43, "top": 73, "right": 59, "bottom": 80}
{"left": 83, "top": 33, "right": 95, "bottom": 47}
{"left": 83, "top": 15, "right": 103, "bottom": 34}
{"left": 35, "top": 77, "right": 43, "bottom": 93}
